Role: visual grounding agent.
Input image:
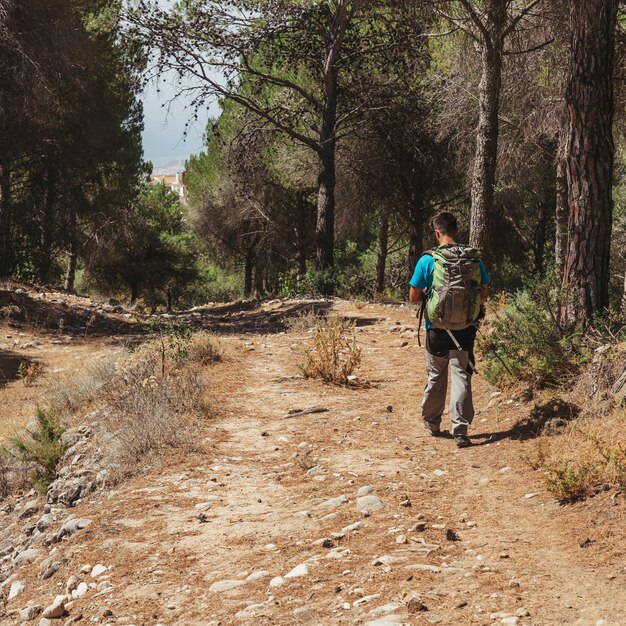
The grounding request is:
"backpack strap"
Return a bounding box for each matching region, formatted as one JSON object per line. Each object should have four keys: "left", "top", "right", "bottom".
{"left": 415, "top": 250, "right": 434, "bottom": 347}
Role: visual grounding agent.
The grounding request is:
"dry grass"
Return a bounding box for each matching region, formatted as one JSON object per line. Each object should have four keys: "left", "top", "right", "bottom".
{"left": 0, "top": 457, "right": 30, "bottom": 500}
{"left": 285, "top": 309, "right": 322, "bottom": 333}
{"left": 299, "top": 316, "right": 361, "bottom": 385}
{"left": 97, "top": 340, "right": 212, "bottom": 475}
{"left": 187, "top": 332, "right": 221, "bottom": 365}
{"left": 51, "top": 354, "right": 118, "bottom": 412}
{"left": 531, "top": 408, "right": 626, "bottom": 502}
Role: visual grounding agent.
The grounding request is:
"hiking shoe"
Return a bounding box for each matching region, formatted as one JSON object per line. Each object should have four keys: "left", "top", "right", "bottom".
{"left": 455, "top": 435, "right": 471, "bottom": 448}
{"left": 426, "top": 427, "right": 444, "bottom": 437}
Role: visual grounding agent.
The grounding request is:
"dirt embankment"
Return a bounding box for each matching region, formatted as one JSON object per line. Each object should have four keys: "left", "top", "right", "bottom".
{"left": 1, "top": 294, "right": 625, "bottom": 625}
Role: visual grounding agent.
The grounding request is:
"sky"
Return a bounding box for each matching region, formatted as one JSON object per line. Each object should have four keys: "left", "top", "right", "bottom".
{"left": 141, "top": 77, "right": 219, "bottom": 167}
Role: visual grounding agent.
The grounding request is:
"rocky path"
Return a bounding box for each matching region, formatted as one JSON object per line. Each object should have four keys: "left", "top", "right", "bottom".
{"left": 3, "top": 300, "right": 626, "bottom": 625}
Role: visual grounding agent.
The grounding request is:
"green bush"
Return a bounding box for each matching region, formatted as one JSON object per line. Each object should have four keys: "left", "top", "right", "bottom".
{"left": 5, "top": 406, "right": 67, "bottom": 492}
{"left": 478, "top": 285, "right": 582, "bottom": 387}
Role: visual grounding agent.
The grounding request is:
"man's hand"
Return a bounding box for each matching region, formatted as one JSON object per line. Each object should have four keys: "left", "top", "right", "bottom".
{"left": 480, "top": 285, "right": 489, "bottom": 304}
{"left": 409, "top": 285, "right": 424, "bottom": 304}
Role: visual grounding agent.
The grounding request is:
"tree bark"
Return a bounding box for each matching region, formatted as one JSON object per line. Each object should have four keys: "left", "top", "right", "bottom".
{"left": 554, "top": 148, "right": 569, "bottom": 279}
{"left": 469, "top": 0, "right": 506, "bottom": 262}
{"left": 375, "top": 210, "right": 390, "bottom": 295}
{"left": 0, "top": 162, "right": 12, "bottom": 277}
{"left": 407, "top": 211, "right": 424, "bottom": 283}
{"left": 315, "top": 119, "right": 337, "bottom": 275}
{"left": 64, "top": 200, "right": 78, "bottom": 292}
{"left": 244, "top": 246, "right": 254, "bottom": 298}
{"left": 295, "top": 191, "right": 307, "bottom": 277}
{"left": 533, "top": 201, "right": 551, "bottom": 274}
{"left": 254, "top": 255, "right": 266, "bottom": 297}
{"left": 40, "top": 158, "right": 56, "bottom": 284}
{"left": 562, "top": 0, "right": 617, "bottom": 326}
{"left": 622, "top": 268, "right": 626, "bottom": 314}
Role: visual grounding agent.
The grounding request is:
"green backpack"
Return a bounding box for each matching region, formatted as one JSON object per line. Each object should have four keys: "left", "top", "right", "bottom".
{"left": 425, "top": 244, "right": 482, "bottom": 330}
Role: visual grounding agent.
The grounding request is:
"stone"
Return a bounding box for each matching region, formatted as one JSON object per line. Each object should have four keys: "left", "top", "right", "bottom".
{"left": 433, "top": 469, "right": 448, "bottom": 477}
{"left": 501, "top": 618, "right": 519, "bottom": 626}
{"left": 320, "top": 495, "right": 348, "bottom": 508}
{"left": 42, "top": 596, "right": 66, "bottom": 619}
{"left": 8, "top": 580, "right": 25, "bottom": 600}
{"left": 366, "top": 615, "right": 408, "bottom": 625}
{"left": 395, "top": 535, "right": 408, "bottom": 544}
{"left": 269, "top": 576, "right": 285, "bottom": 588}
{"left": 371, "top": 555, "right": 408, "bottom": 566}
{"left": 90, "top": 564, "right": 107, "bottom": 578}
{"left": 369, "top": 603, "right": 404, "bottom": 617}
{"left": 53, "top": 518, "right": 91, "bottom": 543}
{"left": 19, "top": 501, "right": 39, "bottom": 519}
{"left": 356, "top": 495, "right": 386, "bottom": 512}
{"left": 306, "top": 465, "right": 326, "bottom": 476}
{"left": 38, "top": 619, "right": 53, "bottom": 626}
{"left": 19, "top": 605, "right": 42, "bottom": 621}
{"left": 65, "top": 576, "right": 78, "bottom": 593}
{"left": 40, "top": 562, "right": 62, "bottom": 580}
{"left": 354, "top": 593, "right": 381, "bottom": 607}
{"left": 37, "top": 514, "right": 53, "bottom": 532}
{"left": 14, "top": 548, "right": 40, "bottom": 565}
{"left": 285, "top": 563, "right": 308, "bottom": 578}
{"left": 235, "top": 603, "right": 266, "bottom": 619}
{"left": 209, "top": 579, "right": 246, "bottom": 593}
{"left": 515, "top": 608, "right": 530, "bottom": 617}
{"left": 72, "top": 582, "right": 88, "bottom": 598}
{"left": 357, "top": 486, "right": 374, "bottom": 497}
{"left": 246, "top": 570, "right": 269, "bottom": 581}
{"left": 341, "top": 521, "right": 363, "bottom": 533}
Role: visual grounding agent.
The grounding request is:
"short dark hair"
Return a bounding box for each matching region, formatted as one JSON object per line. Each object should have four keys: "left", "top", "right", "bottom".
{"left": 430, "top": 211, "right": 458, "bottom": 236}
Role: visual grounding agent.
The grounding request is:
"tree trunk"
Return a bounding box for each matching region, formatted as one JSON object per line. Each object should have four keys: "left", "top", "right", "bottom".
{"left": 244, "top": 247, "right": 254, "bottom": 298}
{"left": 562, "top": 0, "right": 617, "bottom": 326}
{"left": 130, "top": 283, "right": 140, "bottom": 304}
{"left": 295, "top": 192, "right": 307, "bottom": 277}
{"left": 407, "top": 212, "right": 424, "bottom": 283}
{"left": 64, "top": 201, "right": 78, "bottom": 292}
{"left": 375, "top": 210, "right": 390, "bottom": 295}
{"left": 40, "top": 159, "right": 56, "bottom": 284}
{"left": 254, "top": 256, "right": 265, "bottom": 297}
{"left": 314, "top": 2, "right": 348, "bottom": 279}
{"left": 622, "top": 268, "right": 626, "bottom": 314}
{"left": 533, "top": 202, "right": 550, "bottom": 275}
{"left": 315, "top": 141, "right": 336, "bottom": 276}
{"left": 469, "top": 0, "right": 506, "bottom": 262}
{"left": 0, "top": 162, "right": 12, "bottom": 277}
{"left": 554, "top": 149, "right": 569, "bottom": 279}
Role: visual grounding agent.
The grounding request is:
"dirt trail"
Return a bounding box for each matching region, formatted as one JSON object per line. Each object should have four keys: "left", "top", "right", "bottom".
{"left": 6, "top": 300, "right": 626, "bottom": 625}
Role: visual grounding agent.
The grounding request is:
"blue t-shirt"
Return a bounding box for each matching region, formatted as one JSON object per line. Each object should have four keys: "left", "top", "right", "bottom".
{"left": 410, "top": 253, "right": 490, "bottom": 329}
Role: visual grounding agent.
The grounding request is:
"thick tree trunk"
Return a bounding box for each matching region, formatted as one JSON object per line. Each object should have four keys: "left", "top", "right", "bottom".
{"left": 407, "top": 212, "right": 424, "bottom": 283}
{"left": 562, "top": 0, "right": 617, "bottom": 326}
{"left": 533, "top": 202, "right": 551, "bottom": 274}
{"left": 64, "top": 202, "right": 78, "bottom": 292}
{"left": 469, "top": 3, "right": 506, "bottom": 262}
{"left": 0, "top": 162, "right": 12, "bottom": 277}
{"left": 295, "top": 192, "right": 307, "bottom": 277}
{"left": 254, "top": 257, "right": 265, "bottom": 297}
{"left": 314, "top": 2, "right": 348, "bottom": 279}
{"left": 130, "top": 283, "right": 140, "bottom": 304}
{"left": 375, "top": 210, "right": 390, "bottom": 295}
{"left": 40, "top": 159, "right": 56, "bottom": 284}
{"left": 244, "top": 247, "right": 254, "bottom": 298}
{"left": 315, "top": 141, "right": 336, "bottom": 276}
{"left": 554, "top": 149, "right": 569, "bottom": 279}
{"left": 622, "top": 269, "right": 626, "bottom": 314}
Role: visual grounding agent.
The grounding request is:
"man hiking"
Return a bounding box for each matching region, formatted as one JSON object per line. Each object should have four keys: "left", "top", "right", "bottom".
{"left": 409, "top": 211, "right": 490, "bottom": 448}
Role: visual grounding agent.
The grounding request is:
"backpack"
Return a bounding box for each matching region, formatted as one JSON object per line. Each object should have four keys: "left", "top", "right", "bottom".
{"left": 425, "top": 244, "right": 482, "bottom": 330}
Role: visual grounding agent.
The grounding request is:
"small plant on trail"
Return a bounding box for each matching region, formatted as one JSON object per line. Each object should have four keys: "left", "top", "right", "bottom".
{"left": 4, "top": 406, "right": 67, "bottom": 492}
{"left": 188, "top": 332, "right": 221, "bottom": 364}
{"left": 545, "top": 461, "right": 597, "bottom": 502}
{"left": 17, "top": 361, "right": 42, "bottom": 387}
{"left": 144, "top": 320, "right": 193, "bottom": 375}
{"left": 300, "top": 316, "right": 362, "bottom": 385}
{"left": 285, "top": 309, "right": 322, "bottom": 333}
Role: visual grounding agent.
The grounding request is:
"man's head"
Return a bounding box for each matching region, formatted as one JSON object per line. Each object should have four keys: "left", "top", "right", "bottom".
{"left": 430, "top": 211, "right": 458, "bottom": 244}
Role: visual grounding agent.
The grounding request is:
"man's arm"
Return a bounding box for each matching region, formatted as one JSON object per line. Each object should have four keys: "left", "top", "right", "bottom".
{"left": 409, "top": 285, "right": 425, "bottom": 304}
{"left": 481, "top": 284, "right": 489, "bottom": 304}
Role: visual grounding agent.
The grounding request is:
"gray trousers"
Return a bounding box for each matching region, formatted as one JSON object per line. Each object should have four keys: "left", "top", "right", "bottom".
{"left": 422, "top": 349, "right": 474, "bottom": 436}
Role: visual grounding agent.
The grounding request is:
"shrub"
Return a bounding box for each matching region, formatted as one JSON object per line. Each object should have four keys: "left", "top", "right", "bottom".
{"left": 188, "top": 332, "right": 221, "bottom": 364}
{"left": 477, "top": 285, "right": 582, "bottom": 387}
{"left": 300, "top": 316, "right": 362, "bottom": 385}
{"left": 5, "top": 406, "right": 67, "bottom": 492}
{"left": 285, "top": 309, "right": 322, "bottom": 333}
{"left": 99, "top": 342, "right": 209, "bottom": 473}
{"left": 51, "top": 355, "right": 118, "bottom": 412}
{"left": 545, "top": 461, "right": 598, "bottom": 502}
{"left": 144, "top": 320, "right": 193, "bottom": 375}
